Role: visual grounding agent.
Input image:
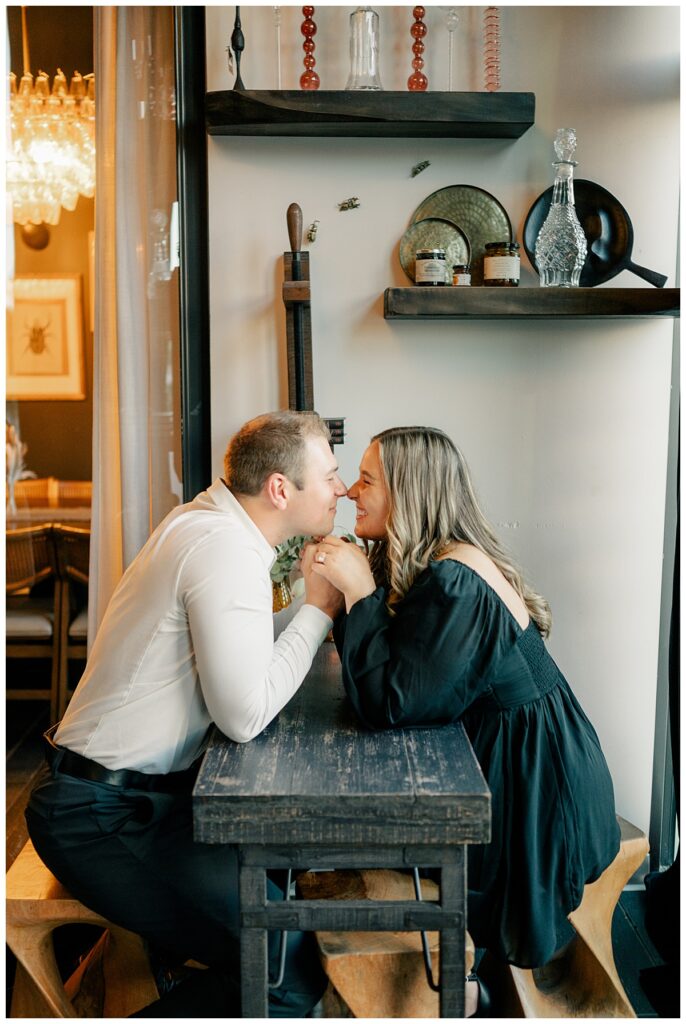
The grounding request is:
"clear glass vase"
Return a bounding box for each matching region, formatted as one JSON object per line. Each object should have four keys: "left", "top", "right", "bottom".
{"left": 346, "top": 7, "right": 383, "bottom": 90}
{"left": 534, "top": 128, "right": 588, "bottom": 288}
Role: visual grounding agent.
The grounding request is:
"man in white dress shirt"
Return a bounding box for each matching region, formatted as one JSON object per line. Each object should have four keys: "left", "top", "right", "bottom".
{"left": 26, "top": 411, "right": 347, "bottom": 1017}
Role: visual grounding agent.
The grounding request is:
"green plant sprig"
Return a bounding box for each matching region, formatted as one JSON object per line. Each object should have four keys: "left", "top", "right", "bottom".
{"left": 270, "top": 532, "right": 358, "bottom": 584}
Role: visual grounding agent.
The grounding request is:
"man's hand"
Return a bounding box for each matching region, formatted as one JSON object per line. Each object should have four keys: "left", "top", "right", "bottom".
{"left": 310, "top": 535, "right": 376, "bottom": 612}
{"left": 301, "top": 542, "right": 345, "bottom": 620}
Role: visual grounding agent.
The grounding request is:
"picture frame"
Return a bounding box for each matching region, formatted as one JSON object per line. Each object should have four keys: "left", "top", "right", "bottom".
{"left": 7, "top": 275, "right": 86, "bottom": 401}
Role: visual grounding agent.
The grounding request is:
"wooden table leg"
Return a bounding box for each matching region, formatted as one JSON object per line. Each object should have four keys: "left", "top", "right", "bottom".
{"left": 239, "top": 860, "right": 269, "bottom": 1018}
{"left": 439, "top": 848, "right": 466, "bottom": 1017}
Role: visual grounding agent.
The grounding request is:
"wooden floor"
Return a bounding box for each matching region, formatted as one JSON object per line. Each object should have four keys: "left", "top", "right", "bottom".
{"left": 5, "top": 694, "right": 674, "bottom": 1018}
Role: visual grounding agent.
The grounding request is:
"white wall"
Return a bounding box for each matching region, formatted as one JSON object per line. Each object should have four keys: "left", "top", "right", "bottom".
{"left": 205, "top": 5, "right": 680, "bottom": 833}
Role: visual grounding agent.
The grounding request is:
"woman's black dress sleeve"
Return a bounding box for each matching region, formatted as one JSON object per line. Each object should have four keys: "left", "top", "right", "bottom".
{"left": 340, "top": 566, "right": 507, "bottom": 729}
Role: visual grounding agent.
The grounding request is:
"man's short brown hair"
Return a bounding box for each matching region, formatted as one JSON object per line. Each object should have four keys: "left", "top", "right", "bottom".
{"left": 224, "top": 411, "right": 331, "bottom": 496}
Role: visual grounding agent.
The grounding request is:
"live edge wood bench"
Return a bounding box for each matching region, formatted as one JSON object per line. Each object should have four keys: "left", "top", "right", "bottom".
{"left": 192, "top": 645, "right": 491, "bottom": 1018}
{"left": 486, "top": 815, "right": 649, "bottom": 1019}
{"left": 299, "top": 817, "right": 647, "bottom": 1018}
{"left": 6, "top": 838, "right": 158, "bottom": 1017}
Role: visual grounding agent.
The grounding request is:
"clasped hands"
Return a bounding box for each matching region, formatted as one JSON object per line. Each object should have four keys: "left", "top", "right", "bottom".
{"left": 301, "top": 535, "right": 376, "bottom": 615}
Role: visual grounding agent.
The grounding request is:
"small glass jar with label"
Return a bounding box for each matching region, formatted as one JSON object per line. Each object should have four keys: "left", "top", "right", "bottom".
{"left": 415, "top": 248, "right": 447, "bottom": 286}
{"left": 452, "top": 264, "right": 471, "bottom": 286}
{"left": 483, "top": 241, "right": 520, "bottom": 286}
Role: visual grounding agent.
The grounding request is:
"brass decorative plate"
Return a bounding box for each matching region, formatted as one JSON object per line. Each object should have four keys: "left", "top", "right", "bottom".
{"left": 399, "top": 217, "right": 470, "bottom": 284}
{"left": 411, "top": 185, "right": 512, "bottom": 285}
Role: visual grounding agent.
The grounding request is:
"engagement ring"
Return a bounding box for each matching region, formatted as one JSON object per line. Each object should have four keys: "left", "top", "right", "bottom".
{"left": 316, "top": 552, "right": 326, "bottom": 564}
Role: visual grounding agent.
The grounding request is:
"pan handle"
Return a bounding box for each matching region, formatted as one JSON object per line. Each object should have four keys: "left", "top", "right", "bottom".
{"left": 626, "top": 260, "right": 668, "bottom": 289}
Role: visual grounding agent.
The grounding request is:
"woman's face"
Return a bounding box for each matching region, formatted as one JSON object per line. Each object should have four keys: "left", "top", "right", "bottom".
{"left": 347, "top": 441, "right": 390, "bottom": 541}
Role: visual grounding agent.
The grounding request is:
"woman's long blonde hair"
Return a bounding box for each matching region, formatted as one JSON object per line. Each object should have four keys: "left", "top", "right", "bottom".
{"left": 368, "top": 426, "right": 552, "bottom": 637}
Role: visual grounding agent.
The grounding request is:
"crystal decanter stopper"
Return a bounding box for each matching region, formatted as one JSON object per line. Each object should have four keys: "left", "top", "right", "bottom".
{"left": 534, "top": 128, "right": 588, "bottom": 288}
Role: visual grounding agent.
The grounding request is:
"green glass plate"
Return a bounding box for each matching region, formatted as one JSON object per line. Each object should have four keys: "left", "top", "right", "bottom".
{"left": 399, "top": 217, "right": 470, "bottom": 284}
{"left": 411, "top": 185, "right": 512, "bottom": 285}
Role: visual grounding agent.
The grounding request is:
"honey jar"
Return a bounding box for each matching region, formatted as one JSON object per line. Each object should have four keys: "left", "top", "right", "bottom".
{"left": 483, "top": 241, "right": 520, "bottom": 286}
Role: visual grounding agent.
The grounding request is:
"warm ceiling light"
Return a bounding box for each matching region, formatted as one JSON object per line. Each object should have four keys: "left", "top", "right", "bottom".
{"left": 6, "top": 9, "right": 95, "bottom": 226}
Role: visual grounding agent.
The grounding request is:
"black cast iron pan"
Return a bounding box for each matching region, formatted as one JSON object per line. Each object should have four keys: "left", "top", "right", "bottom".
{"left": 523, "top": 179, "right": 667, "bottom": 288}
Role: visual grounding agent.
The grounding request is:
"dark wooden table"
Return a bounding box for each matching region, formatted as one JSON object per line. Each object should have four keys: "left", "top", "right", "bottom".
{"left": 193, "top": 645, "right": 491, "bottom": 1017}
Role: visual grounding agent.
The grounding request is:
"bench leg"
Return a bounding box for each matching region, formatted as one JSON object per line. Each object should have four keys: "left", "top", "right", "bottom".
{"left": 7, "top": 922, "right": 77, "bottom": 1017}
{"left": 102, "top": 926, "right": 159, "bottom": 1016}
{"left": 10, "top": 960, "right": 57, "bottom": 1018}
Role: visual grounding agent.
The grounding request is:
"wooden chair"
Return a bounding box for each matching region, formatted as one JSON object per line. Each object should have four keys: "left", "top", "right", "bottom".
{"left": 56, "top": 481, "right": 92, "bottom": 509}
{"left": 12, "top": 477, "right": 59, "bottom": 508}
{"left": 53, "top": 525, "right": 91, "bottom": 718}
{"left": 7, "top": 838, "right": 158, "bottom": 1017}
{"left": 6, "top": 524, "right": 61, "bottom": 722}
{"left": 480, "top": 816, "right": 648, "bottom": 1018}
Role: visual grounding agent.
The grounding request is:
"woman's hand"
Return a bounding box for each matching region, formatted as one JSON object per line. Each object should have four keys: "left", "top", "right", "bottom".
{"left": 300, "top": 542, "right": 345, "bottom": 620}
{"left": 310, "top": 536, "right": 376, "bottom": 612}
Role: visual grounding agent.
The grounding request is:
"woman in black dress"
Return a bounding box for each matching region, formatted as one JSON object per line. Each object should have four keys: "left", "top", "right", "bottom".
{"left": 309, "top": 425, "right": 620, "bottom": 1015}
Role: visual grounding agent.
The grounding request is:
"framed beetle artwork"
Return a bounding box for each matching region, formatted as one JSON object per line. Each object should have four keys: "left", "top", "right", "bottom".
{"left": 7, "top": 275, "right": 85, "bottom": 400}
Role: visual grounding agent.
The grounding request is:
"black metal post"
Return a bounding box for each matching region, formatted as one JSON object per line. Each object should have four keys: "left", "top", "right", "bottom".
{"left": 174, "top": 7, "right": 212, "bottom": 501}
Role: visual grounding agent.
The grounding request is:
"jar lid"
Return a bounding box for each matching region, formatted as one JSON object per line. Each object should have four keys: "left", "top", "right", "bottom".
{"left": 485, "top": 240, "right": 520, "bottom": 251}
{"left": 416, "top": 248, "right": 446, "bottom": 256}
{"left": 452, "top": 264, "right": 469, "bottom": 271}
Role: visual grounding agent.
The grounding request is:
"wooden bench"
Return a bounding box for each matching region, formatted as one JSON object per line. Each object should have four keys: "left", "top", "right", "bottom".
{"left": 297, "top": 868, "right": 475, "bottom": 1018}
{"left": 481, "top": 816, "right": 648, "bottom": 1018}
{"left": 6, "top": 839, "right": 158, "bottom": 1018}
{"left": 300, "top": 817, "right": 647, "bottom": 1018}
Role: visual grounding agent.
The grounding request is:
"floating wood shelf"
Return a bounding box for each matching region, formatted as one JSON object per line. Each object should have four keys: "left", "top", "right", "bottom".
{"left": 206, "top": 90, "right": 535, "bottom": 138}
{"left": 384, "top": 287, "right": 680, "bottom": 320}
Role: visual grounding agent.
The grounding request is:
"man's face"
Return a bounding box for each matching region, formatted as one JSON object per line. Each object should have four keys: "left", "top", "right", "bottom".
{"left": 288, "top": 436, "right": 347, "bottom": 537}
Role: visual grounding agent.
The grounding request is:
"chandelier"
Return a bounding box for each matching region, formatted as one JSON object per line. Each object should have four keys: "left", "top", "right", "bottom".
{"left": 7, "top": 10, "right": 95, "bottom": 226}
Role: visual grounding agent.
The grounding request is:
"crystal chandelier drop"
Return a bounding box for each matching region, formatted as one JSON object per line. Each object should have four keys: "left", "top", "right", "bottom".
{"left": 6, "top": 11, "right": 95, "bottom": 226}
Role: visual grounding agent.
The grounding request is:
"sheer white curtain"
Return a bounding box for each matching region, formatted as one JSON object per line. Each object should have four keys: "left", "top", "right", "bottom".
{"left": 90, "top": 7, "right": 182, "bottom": 641}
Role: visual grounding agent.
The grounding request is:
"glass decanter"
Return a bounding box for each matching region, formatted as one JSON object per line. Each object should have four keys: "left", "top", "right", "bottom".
{"left": 346, "top": 7, "right": 383, "bottom": 90}
{"left": 534, "top": 128, "right": 588, "bottom": 288}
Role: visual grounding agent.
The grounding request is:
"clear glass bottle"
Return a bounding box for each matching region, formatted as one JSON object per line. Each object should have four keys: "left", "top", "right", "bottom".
{"left": 534, "top": 128, "right": 588, "bottom": 288}
{"left": 346, "top": 7, "right": 383, "bottom": 90}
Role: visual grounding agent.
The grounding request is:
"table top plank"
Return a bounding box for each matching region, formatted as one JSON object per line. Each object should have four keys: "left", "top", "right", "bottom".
{"left": 194, "top": 645, "right": 490, "bottom": 846}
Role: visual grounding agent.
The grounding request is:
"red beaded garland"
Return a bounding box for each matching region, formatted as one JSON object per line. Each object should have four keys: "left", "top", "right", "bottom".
{"left": 300, "top": 6, "right": 320, "bottom": 90}
{"left": 408, "top": 7, "right": 428, "bottom": 90}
